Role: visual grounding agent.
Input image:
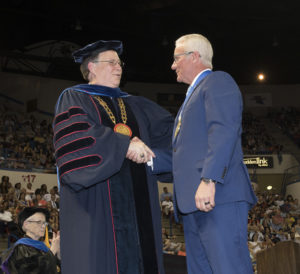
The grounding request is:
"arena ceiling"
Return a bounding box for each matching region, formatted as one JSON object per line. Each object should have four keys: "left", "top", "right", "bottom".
{"left": 0, "top": 0, "right": 299, "bottom": 85}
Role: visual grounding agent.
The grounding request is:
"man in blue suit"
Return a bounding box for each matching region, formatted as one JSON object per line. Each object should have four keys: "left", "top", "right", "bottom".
{"left": 171, "top": 34, "right": 257, "bottom": 274}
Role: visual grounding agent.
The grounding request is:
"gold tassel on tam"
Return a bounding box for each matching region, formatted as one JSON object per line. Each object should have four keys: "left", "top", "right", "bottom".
{"left": 44, "top": 225, "right": 51, "bottom": 248}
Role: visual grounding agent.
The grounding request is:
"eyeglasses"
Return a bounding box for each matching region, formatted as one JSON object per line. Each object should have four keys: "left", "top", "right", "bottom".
{"left": 93, "top": 59, "right": 125, "bottom": 67}
{"left": 26, "top": 220, "right": 48, "bottom": 226}
{"left": 173, "top": 51, "right": 194, "bottom": 63}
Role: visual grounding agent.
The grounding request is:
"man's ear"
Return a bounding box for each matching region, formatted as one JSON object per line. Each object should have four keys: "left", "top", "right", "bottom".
{"left": 22, "top": 221, "right": 27, "bottom": 233}
{"left": 192, "top": 51, "right": 201, "bottom": 63}
{"left": 87, "top": 62, "right": 94, "bottom": 74}
{"left": 87, "top": 62, "right": 96, "bottom": 81}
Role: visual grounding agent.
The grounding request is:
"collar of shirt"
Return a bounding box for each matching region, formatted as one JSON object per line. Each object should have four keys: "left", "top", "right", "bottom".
{"left": 187, "top": 68, "right": 212, "bottom": 95}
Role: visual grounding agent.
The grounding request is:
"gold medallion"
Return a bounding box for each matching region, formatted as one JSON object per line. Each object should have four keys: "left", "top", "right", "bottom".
{"left": 114, "top": 123, "right": 132, "bottom": 137}
{"left": 95, "top": 97, "right": 132, "bottom": 137}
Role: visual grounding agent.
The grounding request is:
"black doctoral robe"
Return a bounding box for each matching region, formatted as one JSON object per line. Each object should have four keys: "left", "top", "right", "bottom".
{"left": 1, "top": 237, "right": 60, "bottom": 274}
{"left": 53, "top": 84, "right": 173, "bottom": 274}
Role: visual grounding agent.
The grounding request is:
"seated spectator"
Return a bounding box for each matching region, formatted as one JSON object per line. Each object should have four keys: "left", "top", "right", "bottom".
{"left": 6, "top": 188, "right": 17, "bottom": 209}
{"left": 46, "top": 198, "right": 59, "bottom": 213}
{"left": 160, "top": 186, "right": 172, "bottom": 203}
{"left": 163, "top": 238, "right": 182, "bottom": 254}
{"left": 261, "top": 213, "right": 272, "bottom": 229}
{"left": 25, "top": 189, "right": 33, "bottom": 204}
{"left": 280, "top": 200, "right": 292, "bottom": 215}
{"left": 290, "top": 198, "right": 300, "bottom": 214}
{"left": 247, "top": 190, "right": 300, "bottom": 261}
{"left": 248, "top": 233, "right": 263, "bottom": 260}
{"left": 274, "top": 195, "right": 284, "bottom": 207}
{"left": 0, "top": 202, "right": 13, "bottom": 237}
{"left": 294, "top": 218, "right": 300, "bottom": 235}
{"left": 31, "top": 190, "right": 47, "bottom": 208}
{"left": 0, "top": 108, "right": 56, "bottom": 171}
{"left": 285, "top": 213, "right": 296, "bottom": 229}
{"left": 26, "top": 182, "right": 35, "bottom": 197}
{"left": 275, "top": 229, "right": 289, "bottom": 241}
{"left": 52, "top": 186, "right": 59, "bottom": 196}
{"left": 270, "top": 209, "right": 284, "bottom": 231}
{"left": 40, "top": 184, "right": 48, "bottom": 196}
{"left": 263, "top": 234, "right": 275, "bottom": 248}
{"left": 0, "top": 176, "right": 10, "bottom": 195}
{"left": 44, "top": 188, "right": 59, "bottom": 203}
{"left": 177, "top": 243, "right": 186, "bottom": 256}
{"left": 14, "top": 183, "right": 21, "bottom": 200}
{"left": 161, "top": 196, "right": 174, "bottom": 217}
{"left": 1, "top": 207, "right": 60, "bottom": 273}
{"left": 272, "top": 107, "right": 300, "bottom": 147}
{"left": 294, "top": 230, "right": 300, "bottom": 244}
{"left": 242, "top": 112, "right": 279, "bottom": 154}
{"left": 286, "top": 194, "right": 294, "bottom": 202}
{"left": 50, "top": 194, "right": 59, "bottom": 210}
{"left": 290, "top": 230, "right": 300, "bottom": 244}
{"left": 49, "top": 209, "right": 59, "bottom": 232}
{"left": 162, "top": 227, "right": 170, "bottom": 241}
{"left": 18, "top": 192, "right": 30, "bottom": 207}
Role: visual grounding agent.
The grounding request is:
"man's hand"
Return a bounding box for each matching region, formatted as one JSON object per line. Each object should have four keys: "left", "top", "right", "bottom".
{"left": 195, "top": 179, "right": 216, "bottom": 212}
{"left": 50, "top": 231, "right": 61, "bottom": 259}
{"left": 126, "top": 137, "right": 155, "bottom": 164}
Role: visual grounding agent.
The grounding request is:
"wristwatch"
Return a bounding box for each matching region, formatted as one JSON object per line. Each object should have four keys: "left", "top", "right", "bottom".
{"left": 201, "top": 178, "right": 217, "bottom": 184}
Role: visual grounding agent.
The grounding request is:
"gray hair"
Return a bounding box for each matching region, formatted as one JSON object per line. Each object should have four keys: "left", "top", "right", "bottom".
{"left": 175, "top": 34, "right": 213, "bottom": 69}
{"left": 79, "top": 49, "right": 103, "bottom": 81}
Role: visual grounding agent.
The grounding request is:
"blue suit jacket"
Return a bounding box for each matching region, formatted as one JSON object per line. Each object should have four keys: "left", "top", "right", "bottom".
{"left": 172, "top": 71, "right": 257, "bottom": 214}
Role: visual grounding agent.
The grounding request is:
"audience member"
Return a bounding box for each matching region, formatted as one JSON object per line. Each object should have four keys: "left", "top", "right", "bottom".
{"left": 1, "top": 207, "right": 60, "bottom": 273}
{"left": 247, "top": 191, "right": 300, "bottom": 266}
{"left": 43, "top": 187, "right": 59, "bottom": 203}
{"left": 160, "top": 186, "right": 173, "bottom": 202}
{"left": 18, "top": 192, "right": 30, "bottom": 207}
{"left": 0, "top": 176, "right": 60, "bottom": 244}
{"left": 163, "top": 237, "right": 182, "bottom": 255}
{"left": 161, "top": 196, "right": 174, "bottom": 217}
{"left": 271, "top": 107, "right": 300, "bottom": 147}
{"left": 0, "top": 202, "right": 13, "bottom": 237}
{"left": 32, "top": 192, "right": 47, "bottom": 208}
{"left": 14, "top": 183, "right": 21, "bottom": 200}
{"left": 0, "top": 176, "right": 10, "bottom": 195}
{"left": 0, "top": 108, "right": 56, "bottom": 171}
{"left": 40, "top": 184, "right": 48, "bottom": 196}
{"left": 177, "top": 243, "right": 186, "bottom": 256}
{"left": 242, "top": 112, "right": 279, "bottom": 154}
{"left": 26, "top": 182, "right": 35, "bottom": 197}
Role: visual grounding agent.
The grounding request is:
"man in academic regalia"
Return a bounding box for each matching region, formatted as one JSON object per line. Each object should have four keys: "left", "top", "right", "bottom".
{"left": 53, "top": 40, "right": 174, "bottom": 274}
{"left": 1, "top": 207, "right": 60, "bottom": 274}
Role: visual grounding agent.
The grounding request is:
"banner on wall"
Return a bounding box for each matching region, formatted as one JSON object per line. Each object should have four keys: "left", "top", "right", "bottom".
{"left": 243, "top": 156, "right": 274, "bottom": 168}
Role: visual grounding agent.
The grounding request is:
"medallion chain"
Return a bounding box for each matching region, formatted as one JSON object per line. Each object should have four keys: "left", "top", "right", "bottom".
{"left": 94, "top": 96, "right": 127, "bottom": 125}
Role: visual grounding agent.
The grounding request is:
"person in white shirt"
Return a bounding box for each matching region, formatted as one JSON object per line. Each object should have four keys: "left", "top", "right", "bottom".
{"left": 161, "top": 196, "right": 173, "bottom": 216}
{"left": 43, "top": 188, "right": 59, "bottom": 203}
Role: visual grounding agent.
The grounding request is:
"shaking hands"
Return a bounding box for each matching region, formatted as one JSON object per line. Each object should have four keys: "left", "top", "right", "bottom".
{"left": 126, "top": 137, "right": 155, "bottom": 164}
